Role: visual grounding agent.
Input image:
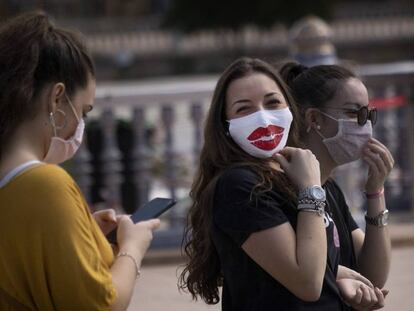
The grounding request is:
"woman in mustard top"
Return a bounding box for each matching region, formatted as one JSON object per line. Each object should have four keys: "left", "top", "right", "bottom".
{"left": 0, "top": 12, "right": 159, "bottom": 311}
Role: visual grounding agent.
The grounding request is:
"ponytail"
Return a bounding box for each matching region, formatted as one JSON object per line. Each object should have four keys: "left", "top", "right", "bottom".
{"left": 0, "top": 11, "right": 94, "bottom": 160}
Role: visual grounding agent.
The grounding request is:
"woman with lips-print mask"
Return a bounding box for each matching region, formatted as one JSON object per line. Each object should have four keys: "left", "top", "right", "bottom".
{"left": 278, "top": 62, "right": 393, "bottom": 311}
{"left": 179, "top": 57, "right": 353, "bottom": 310}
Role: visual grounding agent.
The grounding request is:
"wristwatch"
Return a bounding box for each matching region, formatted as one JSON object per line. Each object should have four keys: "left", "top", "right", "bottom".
{"left": 365, "top": 209, "right": 389, "bottom": 227}
{"left": 298, "top": 185, "right": 326, "bottom": 201}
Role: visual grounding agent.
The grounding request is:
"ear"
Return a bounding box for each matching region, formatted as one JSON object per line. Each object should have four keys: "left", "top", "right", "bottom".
{"left": 47, "top": 83, "right": 66, "bottom": 114}
{"left": 304, "top": 108, "right": 323, "bottom": 132}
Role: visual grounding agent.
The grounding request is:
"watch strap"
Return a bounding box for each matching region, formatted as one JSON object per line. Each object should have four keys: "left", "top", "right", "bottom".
{"left": 365, "top": 209, "right": 389, "bottom": 227}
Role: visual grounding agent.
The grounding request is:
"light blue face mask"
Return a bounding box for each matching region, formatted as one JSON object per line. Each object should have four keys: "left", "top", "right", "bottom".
{"left": 315, "top": 111, "right": 373, "bottom": 165}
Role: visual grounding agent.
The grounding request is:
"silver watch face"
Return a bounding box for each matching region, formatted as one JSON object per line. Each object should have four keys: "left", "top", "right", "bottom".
{"left": 379, "top": 210, "right": 390, "bottom": 226}
{"left": 311, "top": 186, "right": 326, "bottom": 201}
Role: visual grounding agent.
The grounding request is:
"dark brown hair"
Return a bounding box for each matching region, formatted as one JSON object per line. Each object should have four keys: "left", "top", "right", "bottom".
{"left": 179, "top": 57, "right": 300, "bottom": 304}
{"left": 277, "top": 61, "right": 356, "bottom": 138}
{"left": 0, "top": 11, "right": 95, "bottom": 160}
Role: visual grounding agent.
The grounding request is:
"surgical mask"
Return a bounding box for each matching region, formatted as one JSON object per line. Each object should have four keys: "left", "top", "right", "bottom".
{"left": 316, "top": 111, "right": 373, "bottom": 165}
{"left": 43, "top": 96, "right": 85, "bottom": 164}
{"left": 228, "top": 107, "right": 293, "bottom": 158}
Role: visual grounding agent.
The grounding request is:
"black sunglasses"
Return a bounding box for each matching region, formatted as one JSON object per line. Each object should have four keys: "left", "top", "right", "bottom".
{"left": 324, "top": 106, "right": 377, "bottom": 126}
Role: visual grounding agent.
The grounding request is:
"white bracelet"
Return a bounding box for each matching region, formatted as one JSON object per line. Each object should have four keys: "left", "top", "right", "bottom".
{"left": 298, "top": 208, "right": 324, "bottom": 216}
{"left": 117, "top": 252, "right": 141, "bottom": 279}
{"left": 297, "top": 203, "right": 325, "bottom": 216}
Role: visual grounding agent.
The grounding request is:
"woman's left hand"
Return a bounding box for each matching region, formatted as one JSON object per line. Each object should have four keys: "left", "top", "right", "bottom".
{"left": 363, "top": 138, "right": 395, "bottom": 193}
{"left": 337, "top": 278, "right": 388, "bottom": 310}
{"left": 337, "top": 265, "right": 373, "bottom": 288}
{"left": 92, "top": 209, "right": 118, "bottom": 235}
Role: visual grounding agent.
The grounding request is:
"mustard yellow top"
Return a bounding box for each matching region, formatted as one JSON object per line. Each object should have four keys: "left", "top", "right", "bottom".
{"left": 0, "top": 164, "right": 117, "bottom": 310}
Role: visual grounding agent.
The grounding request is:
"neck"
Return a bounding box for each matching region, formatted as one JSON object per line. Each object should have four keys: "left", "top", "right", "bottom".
{"left": 303, "top": 133, "right": 337, "bottom": 185}
{"left": 0, "top": 123, "right": 46, "bottom": 178}
{"left": 320, "top": 161, "right": 335, "bottom": 185}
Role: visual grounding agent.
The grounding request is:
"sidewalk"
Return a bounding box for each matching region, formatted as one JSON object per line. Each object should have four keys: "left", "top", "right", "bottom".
{"left": 130, "top": 246, "right": 414, "bottom": 311}
{"left": 127, "top": 221, "right": 414, "bottom": 311}
{"left": 388, "top": 221, "right": 414, "bottom": 247}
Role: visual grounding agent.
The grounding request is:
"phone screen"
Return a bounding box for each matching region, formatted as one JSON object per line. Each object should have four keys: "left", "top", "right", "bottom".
{"left": 130, "top": 198, "right": 175, "bottom": 223}
{"left": 106, "top": 197, "right": 176, "bottom": 244}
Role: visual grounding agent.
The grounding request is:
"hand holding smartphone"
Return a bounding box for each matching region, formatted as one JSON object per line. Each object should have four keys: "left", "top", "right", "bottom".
{"left": 106, "top": 197, "right": 176, "bottom": 244}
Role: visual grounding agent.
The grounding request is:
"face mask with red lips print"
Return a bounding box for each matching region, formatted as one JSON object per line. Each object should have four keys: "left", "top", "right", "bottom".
{"left": 228, "top": 107, "right": 293, "bottom": 158}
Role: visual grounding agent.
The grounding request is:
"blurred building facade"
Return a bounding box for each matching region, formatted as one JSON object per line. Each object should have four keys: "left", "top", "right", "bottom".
{"left": 0, "top": 1, "right": 413, "bottom": 79}
{"left": 0, "top": 0, "right": 163, "bottom": 18}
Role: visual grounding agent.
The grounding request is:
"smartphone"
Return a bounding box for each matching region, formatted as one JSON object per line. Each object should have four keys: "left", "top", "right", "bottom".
{"left": 106, "top": 197, "right": 176, "bottom": 244}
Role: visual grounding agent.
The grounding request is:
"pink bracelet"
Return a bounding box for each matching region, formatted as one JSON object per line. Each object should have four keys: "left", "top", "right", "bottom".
{"left": 365, "top": 188, "right": 384, "bottom": 199}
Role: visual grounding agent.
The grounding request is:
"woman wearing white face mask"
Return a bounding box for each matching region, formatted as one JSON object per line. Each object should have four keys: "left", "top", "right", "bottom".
{"left": 0, "top": 12, "right": 159, "bottom": 311}
{"left": 279, "top": 62, "right": 393, "bottom": 310}
{"left": 179, "top": 57, "right": 354, "bottom": 310}
{"left": 42, "top": 93, "right": 86, "bottom": 164}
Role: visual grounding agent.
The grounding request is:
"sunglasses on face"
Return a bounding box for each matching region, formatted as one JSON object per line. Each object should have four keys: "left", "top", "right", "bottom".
{"left": 324, "top": 106, "right": 377, "bottom": 126}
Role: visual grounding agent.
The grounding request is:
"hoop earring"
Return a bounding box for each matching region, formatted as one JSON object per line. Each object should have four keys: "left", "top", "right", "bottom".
{"left": 306, "top": 124, "right": 321, "bottom": 133}
{"left": 49, "top": 109, "right": 67, "bottom": 136}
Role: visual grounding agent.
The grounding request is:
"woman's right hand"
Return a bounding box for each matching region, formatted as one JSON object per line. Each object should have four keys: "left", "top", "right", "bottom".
{"left": 116, "top": 216, "right": 161, "bottom": 260}
{"left": 274, "top": 147, "right": 321, "bottom": 190}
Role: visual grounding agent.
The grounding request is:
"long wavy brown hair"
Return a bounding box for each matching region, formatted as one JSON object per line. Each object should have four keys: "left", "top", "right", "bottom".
{"left": 178, "top": 57, "right": 301, "bottom": 304}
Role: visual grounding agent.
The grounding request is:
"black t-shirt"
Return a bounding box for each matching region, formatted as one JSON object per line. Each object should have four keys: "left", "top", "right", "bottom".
{"left": 324, "top": 179, "right": 359, "bottom": 270}
{"left": 324, "top": 180, "right": 360, "bottom": 311}
{"left": 211, "top": 167, "right": 346, "bottom": 311}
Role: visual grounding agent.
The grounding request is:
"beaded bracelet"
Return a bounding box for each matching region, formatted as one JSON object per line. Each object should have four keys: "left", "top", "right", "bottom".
{"left": 117, "top": 252, "right": 141, "bottom": 279}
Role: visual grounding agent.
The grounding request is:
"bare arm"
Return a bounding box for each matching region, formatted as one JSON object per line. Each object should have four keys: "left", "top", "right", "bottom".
{"left": 241, "top": 147, "right": 327, "bottom": 302}
{"left": 242, "top": 211, "right": 327, "bottom": 301}
{"left": 110, "top": 218, "right": 160, "bottom": 311}
{"left": 352, "top": 197, "right": 391, "bottom": 288}
{"left": 352, "top": 138, "right": 393, "bottom": 287}
{"left": 110, "top": 252, "right": 142, "bottom": 311}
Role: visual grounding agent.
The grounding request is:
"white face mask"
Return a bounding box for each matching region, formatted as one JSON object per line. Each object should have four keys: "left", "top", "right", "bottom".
{"left": 228, "top": 107, "right": 293, "bottom": 158}
{"left": 43, "top": 96, "right": 85, "bottom": 164}
{"left": 316, "top": 111, "right": 373, "bottom": 165}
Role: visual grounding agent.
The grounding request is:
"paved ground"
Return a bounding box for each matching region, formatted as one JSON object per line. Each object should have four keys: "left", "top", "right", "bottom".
{"left": 128, "top": 246, "right": 414, "bottom": 311}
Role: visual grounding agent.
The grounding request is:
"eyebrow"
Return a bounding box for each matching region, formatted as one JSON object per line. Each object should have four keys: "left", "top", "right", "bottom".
{"left": 343, "top": 102, "right": 365, "bottom": 109}
{"left": 264, "top": 92, "right": 283, "bottom": 98}
{"left": 232, "top": 99, "right": 251, "bottom": 106}
{"left": 232, "top": 91, "right": 283, "bottom": 106}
